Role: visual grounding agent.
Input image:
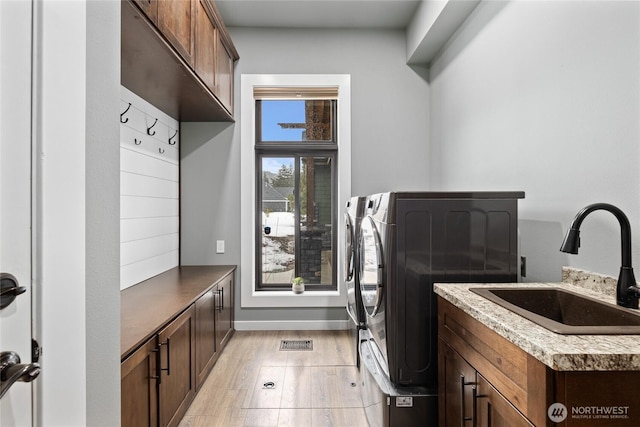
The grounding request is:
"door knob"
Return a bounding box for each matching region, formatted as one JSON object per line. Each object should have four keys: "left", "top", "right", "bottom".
{"left": 0, "top": 351, "right": 40, "bottom": 400}
{"left": 0, "top": 273, "right": 27, "bottom": 310}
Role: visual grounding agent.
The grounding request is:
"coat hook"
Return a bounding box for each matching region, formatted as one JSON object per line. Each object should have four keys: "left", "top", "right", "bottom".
{"left": 120, "top": 103, "right": 131, "bottom": 123}
{"left": 168, "top": 130, "right": 178, "bottom": 145}
{"left": 134, "top": 138, "right": 142, "bottom": 145}
{"left": 159, "top": 147, "right": 165, "bottom": 154}
{"left": 147, "top": 118, "right": 158, "bottom": 136}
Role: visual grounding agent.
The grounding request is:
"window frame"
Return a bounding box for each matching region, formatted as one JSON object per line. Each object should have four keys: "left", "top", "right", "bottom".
{"left": 255, "top": 99, "right": 338, "bottom": 291}
{"left": 240, "top": 74, "right": 351, "bottom": 308}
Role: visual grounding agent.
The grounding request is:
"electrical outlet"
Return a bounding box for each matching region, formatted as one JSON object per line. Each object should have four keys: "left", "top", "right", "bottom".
{"left": 520, "top": 256, "right": 527, "bottom": 278}
{"left": 216, "top": 240, "right": 225, "bottom": 254}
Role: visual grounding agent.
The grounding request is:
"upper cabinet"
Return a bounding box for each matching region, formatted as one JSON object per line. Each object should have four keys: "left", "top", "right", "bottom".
{"left": 122, "top": 0, "right": 239, "bottom": 122}
{"left": 158, "top": 0, "right": 196, "bottom": 66}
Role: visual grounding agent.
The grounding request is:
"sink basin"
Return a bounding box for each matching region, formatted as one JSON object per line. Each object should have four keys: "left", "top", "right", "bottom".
{"left": 469, "top": 287, "right": 640, "bottom": 335}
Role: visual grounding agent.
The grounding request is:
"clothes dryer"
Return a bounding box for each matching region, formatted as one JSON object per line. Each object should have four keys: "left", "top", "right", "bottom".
{"left": 345, "top": 196, "right": 366, "bottom": 368}
{"left": 358, "top": 191, "right": 524, "bottom": 387}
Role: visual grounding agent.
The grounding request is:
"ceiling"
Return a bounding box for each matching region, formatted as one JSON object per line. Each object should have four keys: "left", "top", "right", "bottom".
{"left": 215, "top": 0, "right": 422, "bottom": 30}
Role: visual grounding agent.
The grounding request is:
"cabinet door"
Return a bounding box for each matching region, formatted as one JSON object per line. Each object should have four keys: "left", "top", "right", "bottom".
{"left": 195, "top": 288, "right": 216, "bottom": 390}
{"left": 158, "top": 0, "right": 195, "bottom": 66}
{"left": 194, "top": 0, "right": 215, "bottom": 93}
{"left": 132, "top": 0, "right": 157, "bottom": 24}
{"left": 476, "top": 374, "right": 534, "bottom": 427}
{"left": 438, "top": 341, "right": 478, "bottom": 427}
{"left": 215, "top": 35, "right": 234, "bottom": 113}
{"left": 158, "top": 305, "right": 196, "bottom": 427}
{"left": 215, "top": 273, "right": 234, "bottom": 351}
{"left": 121, "top": 337, "right": 159, "bottom": 427}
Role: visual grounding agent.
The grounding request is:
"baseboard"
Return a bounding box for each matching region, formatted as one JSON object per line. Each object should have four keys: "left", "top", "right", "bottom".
{"left": 234, "top": 319, "right": 349, "bottom": 331}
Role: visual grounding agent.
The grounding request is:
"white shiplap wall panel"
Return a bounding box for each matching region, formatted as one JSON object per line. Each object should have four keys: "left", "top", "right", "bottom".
{"left": 121, "top": 148, "right": 179, "bottom": 180}
{"left": 120, "top": 250, "right": 180, "bottom": 290}
{"left": 121, "top": 217, "right": 179, "bottom": 243}
{"left": 121, "top": 233, "right": 180, "bottom": 266}
{"left": 120, "top": 196, "right": 179, "bottom": 219}
{"left": 120, "top": 86, "right": 180, "bottom": 290}
{"left": 121, "top": 172, "right": 179, "bottom": 199}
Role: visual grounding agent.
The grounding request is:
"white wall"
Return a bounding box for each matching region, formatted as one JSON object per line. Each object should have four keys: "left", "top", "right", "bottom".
{"left": 181, "top": 28, "right": 429, "bottom": 323}
{"left": 34, "top": 1, "right": 120, "bottom": 425}
{"left": 429, "top": 1, "right": 640, "bottom": 281}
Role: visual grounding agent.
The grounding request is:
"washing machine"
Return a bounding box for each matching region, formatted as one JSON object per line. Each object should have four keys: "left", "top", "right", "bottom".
{"left": 358, "top": 191, "right": 524, "bottom": 389}
{"left": 345, "top": 196, "right": 366, "bottom": 368}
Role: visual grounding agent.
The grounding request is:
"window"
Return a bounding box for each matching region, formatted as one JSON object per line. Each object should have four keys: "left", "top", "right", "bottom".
{"left": 256, "top": 97, "right": 337, "bottom": 291}
{"left": 240, "top": 74, "right": 351, "bottom": 308}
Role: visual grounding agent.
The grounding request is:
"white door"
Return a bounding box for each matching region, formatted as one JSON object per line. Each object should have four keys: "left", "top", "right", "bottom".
{"left": 0, "top": 1, "right": 38, "bottom": 426}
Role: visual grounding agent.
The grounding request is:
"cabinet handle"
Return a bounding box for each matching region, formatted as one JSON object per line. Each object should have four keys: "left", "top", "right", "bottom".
{"left": 216, "top": 288, "right": 224, "bottom": 313}
{"left": 151, "top": 347, "right": 161, "bottom": 385}
{"left": 159, "top": 338, "right": 171, "bottom": 376}
{"left": 474, "top": 390, "right": 489, "bottom": 426}
{"left": 460, "top": 375, "right": 477, "bottom": 427}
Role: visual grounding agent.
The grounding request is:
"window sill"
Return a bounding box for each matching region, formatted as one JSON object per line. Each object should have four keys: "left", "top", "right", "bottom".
{"left": 241, "top": 288, "right": 345, "bottom": 308}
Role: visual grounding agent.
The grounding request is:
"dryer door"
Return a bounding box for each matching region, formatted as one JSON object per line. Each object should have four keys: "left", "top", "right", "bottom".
{"left": 359, "top": 216, "right": 384, "bottom": 317}
{"left": 345, "top": 212, "right": 359, "bottom": 325}
{"left": 345, "top": 212, "right": 355, "bottom": 282}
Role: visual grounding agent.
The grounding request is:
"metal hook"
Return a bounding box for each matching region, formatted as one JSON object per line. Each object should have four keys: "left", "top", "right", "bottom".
{"left": 159, "top": 147, "right": 165, "bottom": 154}
{"left": 134, "top": 138, "right": 142, "bottom": 145}
{"left": 120, "top": 103, "right": 131, "bottom": 123}
{"left": 169, "top": 130, "right": 178, "bottom": 145}
{"left": 147, "top": 118, "right": 158, "bottom": 136}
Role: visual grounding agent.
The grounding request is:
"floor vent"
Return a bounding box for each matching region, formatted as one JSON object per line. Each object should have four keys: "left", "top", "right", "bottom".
{"left": 279, "top": 339, "right": 313, "bottom": 351}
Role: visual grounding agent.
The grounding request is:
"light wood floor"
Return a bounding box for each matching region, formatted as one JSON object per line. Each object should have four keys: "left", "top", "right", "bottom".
{"left": 179, "top": 330, "right": 368, "bottom": 427}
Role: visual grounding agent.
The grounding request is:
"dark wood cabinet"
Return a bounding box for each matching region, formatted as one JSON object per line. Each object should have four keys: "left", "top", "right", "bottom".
{"left": 122, "top": 0, "right": 239, "bottom": 121}
{"left": 121, "top": 266, "right": 236, "bottom": 427}
{"left": 438, "top": 296, "right": 640, "bottom": 427}
{"left": 439, "top": 341, "right": 477, "bottom": 426}
{"left": 215, "top": 33, "right": 234, "bottom": 113}
{"left": 215, "top": 273, "right": 234, "bottom": 350}
{"left": 195, "top": 288, "right": 216, "bottom": 389}
{"left": 194, "top": 0, "right": 216, "bottom": 95}
{"left": 132, "top": 0, "right": 157, "bottom": 24}
{"left": 121, "top": 338, "right": 159, "bottom": 427}
{"left": 157, "top": 0, "right": 196, "bottom": 66}
{"left": 194, "top": 272, "right": 234, "bottom": 390}
{"left": 194, "top": 0, "right": 235, "bottom": 114}
{"left": 476, "top": 373, "right": 534, "bottom": 427}
{"left": 158, "top": 306, "right": 196, "bottom": 427}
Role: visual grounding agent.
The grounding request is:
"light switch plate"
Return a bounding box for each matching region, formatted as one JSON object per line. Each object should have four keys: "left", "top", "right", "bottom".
{"left": 216, "top": 240, "right": 225, "bottom": 254}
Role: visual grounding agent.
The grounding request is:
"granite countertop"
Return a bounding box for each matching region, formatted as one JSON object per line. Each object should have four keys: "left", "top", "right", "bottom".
{"left": 434, "top": 268, "right": 640, "bottom": 371}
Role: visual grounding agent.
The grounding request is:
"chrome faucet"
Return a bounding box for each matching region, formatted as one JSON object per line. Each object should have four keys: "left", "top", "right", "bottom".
{"left": 560, "top": 203, "right": 640, "bottom": 309}
{"left": 0, "top": 351, "right": 40, "bottom": 400}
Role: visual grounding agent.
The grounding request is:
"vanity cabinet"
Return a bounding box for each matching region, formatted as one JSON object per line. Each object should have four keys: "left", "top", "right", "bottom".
{"left": 440, "top": 341, "right": 533, "bottom": 427}
{"left": 438, "top": 296, "right": 640, "bottom": 426}
{"left": 122, "top": 266, "right": 236, "bottom": 427}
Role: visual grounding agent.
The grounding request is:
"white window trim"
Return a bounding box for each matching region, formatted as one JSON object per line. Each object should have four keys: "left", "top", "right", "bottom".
{"left": 240, "top": 74, "right": 351, "bottom": 308}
